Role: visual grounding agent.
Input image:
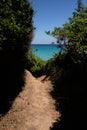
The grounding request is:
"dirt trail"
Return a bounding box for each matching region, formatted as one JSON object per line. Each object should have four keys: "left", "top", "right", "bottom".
{"left": 0, "top": 70, "right": 60, "bottom": 130}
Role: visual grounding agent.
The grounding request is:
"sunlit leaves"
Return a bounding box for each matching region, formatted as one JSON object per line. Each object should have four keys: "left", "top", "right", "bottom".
{"left": 0, "top": 0, "right": 34, "bottom": 46}
{"left": 45, "top": 0, "right": 87, "bottom": 63}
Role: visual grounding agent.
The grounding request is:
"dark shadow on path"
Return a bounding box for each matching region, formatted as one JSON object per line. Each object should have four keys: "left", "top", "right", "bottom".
{"left": 0, "top": 42, "right": 28, "bottom": 115}
{"left": 0, "top": 63, "right": 25, "bottom": 115}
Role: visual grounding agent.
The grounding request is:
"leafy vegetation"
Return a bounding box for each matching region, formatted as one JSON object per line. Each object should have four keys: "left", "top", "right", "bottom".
{"left": 45, "top": 0, "right": 87, "bottom": 72}
{"left": 0, "top": 0, "right": 34, "bottom": 65}
{"left": 46, "top": 0, "right": 87, "bottom": 56}
{"left": 45, "top": 1, "right": 87, "bottom": 129}
{"left": 26, "top": 50, "right": 46, "bottom": 77}
{"left": 0, "top": 0, "right": 34, "bottom": 114}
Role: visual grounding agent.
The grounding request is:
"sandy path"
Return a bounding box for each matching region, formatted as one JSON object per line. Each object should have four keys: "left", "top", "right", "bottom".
{"left": 0, "top": 70, "right": 60, "bottom": 130}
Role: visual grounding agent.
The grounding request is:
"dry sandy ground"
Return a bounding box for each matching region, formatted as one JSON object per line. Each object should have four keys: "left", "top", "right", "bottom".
{"left": 0, "top": 70, "right": 60, "bottom": 130}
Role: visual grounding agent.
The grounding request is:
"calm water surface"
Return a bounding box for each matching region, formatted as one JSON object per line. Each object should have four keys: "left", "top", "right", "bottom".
{"left": 30, "top": 44, "right": 60, "bottom": 60}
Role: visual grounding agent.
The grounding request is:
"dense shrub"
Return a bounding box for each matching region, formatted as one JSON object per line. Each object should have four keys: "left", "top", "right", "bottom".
{"left": 0, "top": 0, "right": 34, "bottom": 114}
{"left": 26, "top": 50, "right": 46, "bottom": 77}
{"left": 47, "top": 48, "right": 87, "bottom": 129}
{"left": 0, "top": 0, "right": 34, "bottom": 65}
{"left": 45, "top": 2, "right": 87, "bottom": 127}
{"left": 46, "top": 1, "right": 87, "bottom": 129}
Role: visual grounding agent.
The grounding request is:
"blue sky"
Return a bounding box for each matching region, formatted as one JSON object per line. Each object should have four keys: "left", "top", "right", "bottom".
{"left": 29, "top": 0, "right": 87, "bottom": 44}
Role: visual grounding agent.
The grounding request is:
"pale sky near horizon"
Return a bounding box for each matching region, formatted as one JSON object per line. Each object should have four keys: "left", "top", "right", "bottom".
{"left": 29, "top": 0, "right": 87, "bottom": 44}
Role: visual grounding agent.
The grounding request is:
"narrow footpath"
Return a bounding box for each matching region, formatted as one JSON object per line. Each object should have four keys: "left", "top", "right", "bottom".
{"left": 0, "top": 70, "right": 60, "bottom": 130}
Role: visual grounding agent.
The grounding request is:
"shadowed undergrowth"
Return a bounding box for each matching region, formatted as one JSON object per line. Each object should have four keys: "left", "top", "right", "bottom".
{"left": 50, "top": 63, "right": 87, "bottom": 130}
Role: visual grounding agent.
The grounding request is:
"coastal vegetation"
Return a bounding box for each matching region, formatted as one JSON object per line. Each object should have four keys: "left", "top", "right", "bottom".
{"left": 0, "top": 0, "right": 87, "bottom": 129}
{"left": 45, "top": 0, "right": 87, "bottom": 129}
{"left": 26, "top": 49, "right": 46, "bottom": 77}
{"left": 0, "top": 0, "right": 34, "bottom": 114}
{"left": 45, "top": 0, "right": 87, "bottom": 84}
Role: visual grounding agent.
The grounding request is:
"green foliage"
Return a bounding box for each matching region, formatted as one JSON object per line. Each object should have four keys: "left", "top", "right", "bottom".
{"left": 45, "top": 0, "right": 87, "bottom": 65}
{"left": 76, "top": 0, "right": 85, "bottom": 12}
{"left": 45, "top": 0, "right": 87, "bottom": 73}
{"left": 0, "top": 0, "right": 34, "bottom": 113}
{"left": 45, "top": 0, "right": 87, "bottom": 101}
{"left": 0, "top": 0, "right": 34, "bottom": 44}
{"left": 46, "top": 0, "right": 87, "bottom": 51}
{"left": 68, "top": 1, "right": 87, "bottom": 45}
{"left": 0, "top": 0, "right": 34, "bottom": 65}
{"left": 45, "top": 1, "right": 87, "bottom": 128}
{"left": 26, "top": 50, "right": 46, "bottom": 77}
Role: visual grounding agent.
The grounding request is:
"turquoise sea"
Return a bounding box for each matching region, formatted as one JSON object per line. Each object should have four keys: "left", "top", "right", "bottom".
{"left": 30, "top": 44, "right": 60, "bottom": 60}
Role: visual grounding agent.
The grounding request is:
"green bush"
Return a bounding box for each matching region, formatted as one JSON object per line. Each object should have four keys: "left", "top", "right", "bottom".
{"left": 45, "top": 47, "right": 87, "bottom": 128}
{"left": 0, "top": 0, "right": 34, "bottom": 65}
{"left": 26, "top": 50, "right": 46, "bottom": 77}
{"left": 0, "top": 0, "right": 34, "bottom": 114}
